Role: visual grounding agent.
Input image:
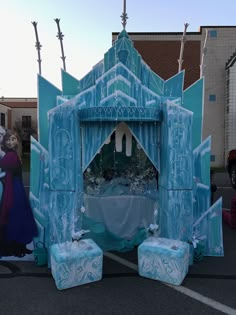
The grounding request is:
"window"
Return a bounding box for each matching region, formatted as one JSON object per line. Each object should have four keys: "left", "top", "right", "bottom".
{"left": 208, "top": 30, "right": 217, "bottom": 38}
{"left": 22, "top": 140, "right": 30, "bottom": 153}
{"left": 209, "top": 94, "right": 216, "bottom": 102}
{"left": 22, "top": 116, "right": 31, "bottom": 129}
{"left": 211, "top": 155, "right": 215, "bottom": 162}
{"left": 0, "top": 113, "right": 5, "bottom": 127}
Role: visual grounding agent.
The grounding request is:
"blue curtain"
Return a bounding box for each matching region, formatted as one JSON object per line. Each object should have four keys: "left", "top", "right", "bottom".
{"left": 81, "top": 121, "right": 117, "bottom": 172}
{"left": 128, "top": 121, "right": 160, "bottom": 171}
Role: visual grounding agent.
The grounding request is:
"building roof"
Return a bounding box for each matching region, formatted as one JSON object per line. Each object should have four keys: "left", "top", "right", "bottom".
{"left": 112, "top": 25, "right": 236, "bottom": 37}
{"left": 0, "top": 100, "right": 37, "bottom": 108}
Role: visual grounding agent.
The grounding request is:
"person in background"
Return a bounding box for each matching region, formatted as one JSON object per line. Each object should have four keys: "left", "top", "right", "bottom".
{"left": 0, "top": 130, "right": 38, "bottom": 257}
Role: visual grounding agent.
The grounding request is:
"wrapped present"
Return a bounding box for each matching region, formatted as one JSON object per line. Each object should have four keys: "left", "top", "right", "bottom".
{"left": 50, "top": 239, "right": 103, "bottom": 290}
{"left": 193, "top": 241, "right": 205, "bottom": 262}
{"left": 138, "top": 237, "right": 189, "bottom": 285}
{"left": 190, "top": 233, "right": 206, "bottom": 263}
{"left": 188, "top": 243, "right": 194, "bottom": 266}
{"left": 33, "top": 241, "right": 48, "bottom": 266}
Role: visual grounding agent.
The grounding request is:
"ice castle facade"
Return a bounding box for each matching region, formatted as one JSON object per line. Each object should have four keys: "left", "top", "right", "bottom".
{"left": 30, "top": 29, "right": 224, "bottom": 261}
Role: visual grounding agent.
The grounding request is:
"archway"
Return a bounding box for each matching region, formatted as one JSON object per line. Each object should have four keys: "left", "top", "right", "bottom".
{"left": 82, "top": 122, "right": 159, "bottom": 251}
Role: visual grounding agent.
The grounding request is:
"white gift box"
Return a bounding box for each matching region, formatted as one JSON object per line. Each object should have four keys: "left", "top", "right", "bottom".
{"left": 50, "top": 239, "right": 103, "bottom": 290}
{"left": 138, "top": 237, "right": 189, "bottom": 285}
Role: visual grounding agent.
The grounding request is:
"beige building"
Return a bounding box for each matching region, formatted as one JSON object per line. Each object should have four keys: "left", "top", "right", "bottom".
{"left": 0, "top": 97, "right": 37, "bottom": 153}
{"left": 113, "top": 26, "right": 236, "bottom": 167}
{"left": 225, "top": 54, "right": 236, "bottom": 159}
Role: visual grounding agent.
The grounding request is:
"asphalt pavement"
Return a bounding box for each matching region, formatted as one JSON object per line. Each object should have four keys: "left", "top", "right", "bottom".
{"left": 0, "top": 171, "right": 236, "bottom": 314}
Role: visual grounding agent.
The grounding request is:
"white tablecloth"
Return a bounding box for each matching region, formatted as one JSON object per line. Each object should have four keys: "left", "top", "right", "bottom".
{"left": 84, "top": 194, "right": 156, "bottom": 239}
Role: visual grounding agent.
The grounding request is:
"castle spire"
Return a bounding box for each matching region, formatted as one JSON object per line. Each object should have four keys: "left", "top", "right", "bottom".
{"left": 32, "top": 21, "right": 42, "bottom": 75}
{"left": 178, "top": 23, "right": 189, "bottom": 73}
{"left": 55, "top": 18, "right": 66, "bottom": 72}
{"left": 121, "top": 0, "right": 128, "bottom": 30}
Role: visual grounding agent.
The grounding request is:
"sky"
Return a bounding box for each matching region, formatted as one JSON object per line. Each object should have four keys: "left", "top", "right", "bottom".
{"left": 1, "top": 0, "right": 236, "bottom": 98}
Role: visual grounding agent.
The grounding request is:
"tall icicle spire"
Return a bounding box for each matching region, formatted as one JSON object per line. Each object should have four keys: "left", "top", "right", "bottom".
{"left": 54, "top": 18, "right": 66, "bottom": 72}
{"left": 32, "top": 21, "right": 42, "bottom": 75}
{"left": 178, "top": 23, "right": 189, "bottom": 73}
{"left": 200, "top": 28, "right": 208, "bottom": 78}
{"left": 121, "top": 0, "right": 128, "bottom": 30}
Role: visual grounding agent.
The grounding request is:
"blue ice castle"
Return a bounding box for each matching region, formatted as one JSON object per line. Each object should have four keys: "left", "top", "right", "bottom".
{"left": 30, "top": 28, "right": 223, "bottom": 260}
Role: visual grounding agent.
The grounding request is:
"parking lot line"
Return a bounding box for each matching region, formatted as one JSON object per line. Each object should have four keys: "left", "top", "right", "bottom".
{"left": 104, "top": 252, "right": 138, "bottom": 271}
{"left": 104, "top": 252, "right": 236, "bottom": 315}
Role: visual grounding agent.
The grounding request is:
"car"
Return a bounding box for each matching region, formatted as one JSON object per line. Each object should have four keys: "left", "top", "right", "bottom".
{"left": 227, "top": 149, "right": 236, "bottom": 188}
